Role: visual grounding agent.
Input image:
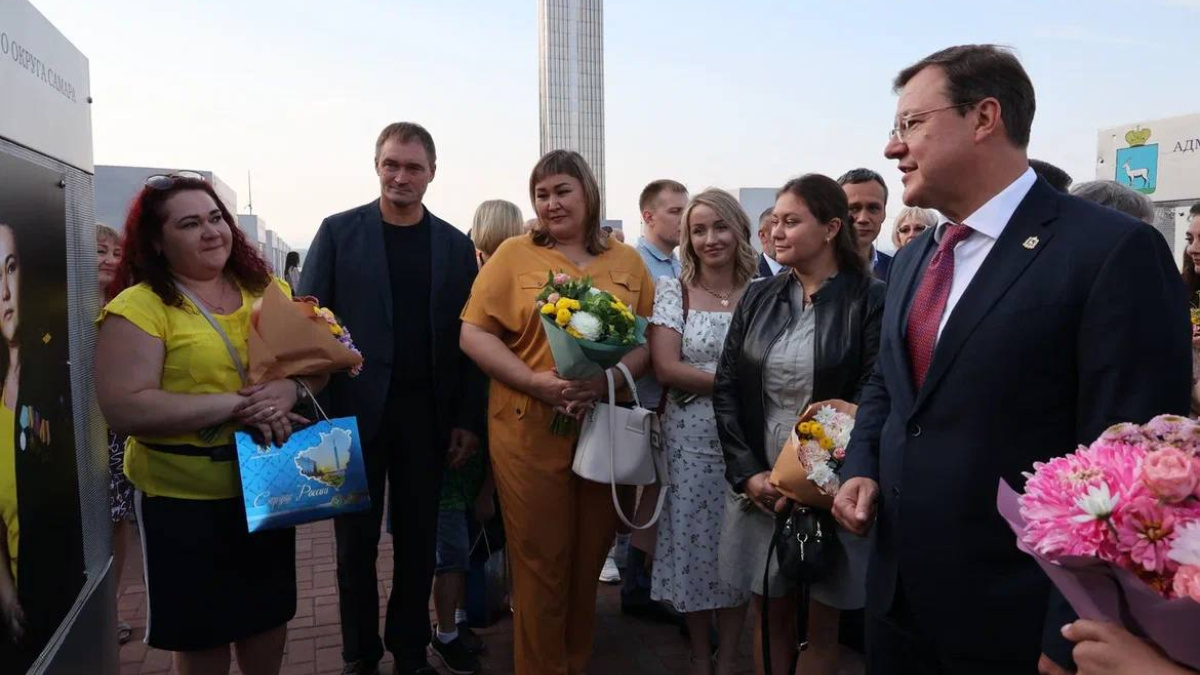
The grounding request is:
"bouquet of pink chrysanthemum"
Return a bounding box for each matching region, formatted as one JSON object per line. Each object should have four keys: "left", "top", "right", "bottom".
{"left": 997, "top": 414, "right": 1200, "bottom": 667}
{"left": 1019, "top": 415, "right": 1200, "bottom": 593}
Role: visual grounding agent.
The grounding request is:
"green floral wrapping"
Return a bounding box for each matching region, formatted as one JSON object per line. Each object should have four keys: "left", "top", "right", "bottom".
{"left": 539, "top": 314, "right": 648, "bottom": 380}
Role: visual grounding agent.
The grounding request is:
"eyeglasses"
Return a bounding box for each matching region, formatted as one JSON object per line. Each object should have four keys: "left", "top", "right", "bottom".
{"left": 888, "top": 101, "right": 980, "bottom": 142}
{"left": 144, "top": 171, "right": 206, "bottom": 190}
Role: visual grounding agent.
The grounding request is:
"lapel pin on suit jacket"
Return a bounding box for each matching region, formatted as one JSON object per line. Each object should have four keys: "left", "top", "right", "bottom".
{"left": 1022, "top": 236, "right": 1040, "bottom": 250}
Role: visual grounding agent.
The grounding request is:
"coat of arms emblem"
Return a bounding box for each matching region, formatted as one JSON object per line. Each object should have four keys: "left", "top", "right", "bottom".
{"left": 1115, "top": 126, "right": 1157, "bottom": 195}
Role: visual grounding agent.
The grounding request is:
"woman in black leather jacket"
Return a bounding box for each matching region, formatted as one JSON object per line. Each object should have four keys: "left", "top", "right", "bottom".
{"left": 713, "top": 174, "right": 884, "bottom": 675}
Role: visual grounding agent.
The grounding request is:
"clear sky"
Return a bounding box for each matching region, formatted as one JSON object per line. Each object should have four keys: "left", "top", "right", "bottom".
{"left": 31, "top": 0, "right": 1200, "bottom": 252}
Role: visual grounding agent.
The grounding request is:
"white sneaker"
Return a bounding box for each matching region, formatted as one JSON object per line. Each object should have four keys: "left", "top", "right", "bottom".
{"left": 598, "top": 551, "right": 621, "bottom": 584}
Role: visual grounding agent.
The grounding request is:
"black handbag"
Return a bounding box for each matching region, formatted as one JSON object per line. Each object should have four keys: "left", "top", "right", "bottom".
{"left": 761, "top": 501, "right": 837, "bottom": 673}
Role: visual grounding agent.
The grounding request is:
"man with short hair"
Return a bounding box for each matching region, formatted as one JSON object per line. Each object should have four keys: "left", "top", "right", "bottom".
{"left": 832, "top": 45, "right": 1190, "bottom": 674}
{"left": 1029, "top": 158, "right": 1073, "bottom": 193}
{"left": 837, "top": 168, "right": 893, "bottom": 281}
{"left": 302, "top": 122, "right": 486, "bottom": 675}
{"left": 631, "top": 179, "right": 687, "bottom": 427}
{"left": 635, "top": 179, "right": 687, "bottom": 281}
{"left": 755, "top": 206, "right": 784, "bottom": 277}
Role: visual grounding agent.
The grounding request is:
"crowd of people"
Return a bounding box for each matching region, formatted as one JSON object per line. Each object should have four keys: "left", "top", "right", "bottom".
{"left": 82, "top": 42, "right": 1200, "bottom": 675}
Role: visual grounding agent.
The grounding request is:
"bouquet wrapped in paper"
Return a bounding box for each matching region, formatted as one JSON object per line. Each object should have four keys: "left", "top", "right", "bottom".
{"left": 770, "top": 400, "right": 857, "bottom": 506}
{"left": 997, "top": 414, "right": 1200, "bottom": 668}
{"left": 248, "top": 282, "right": 363, "bottom": 384}
{"left": 535, "top": 272, "right": 647, "bottom": 434}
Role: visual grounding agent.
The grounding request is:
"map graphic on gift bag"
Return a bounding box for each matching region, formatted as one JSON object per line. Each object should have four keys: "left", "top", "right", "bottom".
{"left": 294, "top": 427, "right": 352, "bottom": 488}
{"left": 236, "top": 417, "right": 371, "bottom": 532}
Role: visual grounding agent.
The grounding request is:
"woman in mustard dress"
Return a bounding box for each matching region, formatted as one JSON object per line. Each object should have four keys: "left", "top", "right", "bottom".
{"left": 460, "top": 150, "right": 655, "bottom": 675}
{"left": 96, "top": 173, "right": 319, "bottom": 675}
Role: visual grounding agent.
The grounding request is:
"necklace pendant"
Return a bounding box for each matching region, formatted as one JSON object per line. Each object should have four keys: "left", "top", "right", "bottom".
{"left": 720, "top": 298, "right": 730, "bottom": 307}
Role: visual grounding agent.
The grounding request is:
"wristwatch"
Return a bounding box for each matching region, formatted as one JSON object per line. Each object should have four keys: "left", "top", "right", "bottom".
{"left": 291, "top": 377, "right": 309, "bottom": 405}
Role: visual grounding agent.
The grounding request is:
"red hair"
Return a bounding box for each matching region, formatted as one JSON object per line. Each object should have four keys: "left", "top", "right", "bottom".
{"left": 107, "top": 177, "right": 272, "bottom": 306}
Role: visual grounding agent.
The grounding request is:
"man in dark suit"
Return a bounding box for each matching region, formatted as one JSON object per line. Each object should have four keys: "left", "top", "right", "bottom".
{"left": 301, "top": 122, "right": 486, "bottom": 675}
{"left": 755, "top": 206, "right": 784, "bottom": 278}
{"left": 832, "top": 45, "right": 1191, "bottom": 674}
{"left": 838, "top": 168, "right": 894, "bottom": 282}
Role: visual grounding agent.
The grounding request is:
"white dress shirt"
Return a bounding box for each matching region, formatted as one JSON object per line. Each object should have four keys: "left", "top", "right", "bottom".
{"left": 764, "top": 253, "right": 784, "bottom": 276}
{"left": 932, "top": 167, "right": 1037, "bottom": 341}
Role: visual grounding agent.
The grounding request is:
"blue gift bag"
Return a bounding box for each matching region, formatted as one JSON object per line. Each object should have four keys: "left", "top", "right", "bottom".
{"left": 236, "top": 416, "right": 371, "bottom": 532}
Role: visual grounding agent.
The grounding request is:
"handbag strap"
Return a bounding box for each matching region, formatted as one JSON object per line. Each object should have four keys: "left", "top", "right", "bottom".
{"left": 761, "top": 503, "right": 810, "bottom": 675}
{"left": 603, "top": 366, "right": 668, "bottom": 531}
{"left": 656, "top": 283, "right": 690, "bottom": 415}
{"left": 612, "top": 362, "right": 642, "bottom": 409}
{"left": 175, "top": 281, "right": 247, "bottom": 385}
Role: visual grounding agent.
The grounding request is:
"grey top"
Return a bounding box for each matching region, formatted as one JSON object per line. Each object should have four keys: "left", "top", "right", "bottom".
{"left": 763, "top": 281, "right": 817, "bottom": 431}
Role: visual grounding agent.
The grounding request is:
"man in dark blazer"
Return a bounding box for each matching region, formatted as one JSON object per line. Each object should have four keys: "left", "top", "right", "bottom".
{"left": 301, "top": 122, "right": 485, "bottom": 675}
{"left": 832, "top": 46, "right": 1191, "bottom": 674}
{"left": 872, "top": 248, "right": 893, "bottom": 282}
{"left": 755, "top": 206, "right": 784, "bottom": 278}
{"left": 838, "top": 168, "right": 894, "bottom": 282}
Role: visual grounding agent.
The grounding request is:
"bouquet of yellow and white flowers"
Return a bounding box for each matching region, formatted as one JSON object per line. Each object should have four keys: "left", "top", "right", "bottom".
{"left": 770, "top": 400, "right": 857, "bottom": 505}
{"left": 535, "top": 271, "right": 647, "bottom": 433}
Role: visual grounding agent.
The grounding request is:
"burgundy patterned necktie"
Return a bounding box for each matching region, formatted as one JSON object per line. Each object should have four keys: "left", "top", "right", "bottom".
{"left": 906, "top": 223, "right": 974, "bottom": 388}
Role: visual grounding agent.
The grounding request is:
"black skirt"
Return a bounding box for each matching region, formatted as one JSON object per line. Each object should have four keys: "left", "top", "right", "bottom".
{"left": 134, "top": 491, "right": 296, "bottom": 652}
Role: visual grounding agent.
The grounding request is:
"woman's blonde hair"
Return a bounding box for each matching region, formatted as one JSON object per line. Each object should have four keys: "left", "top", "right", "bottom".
{"left": 471, "top": 200, "right": 524, "bottom": 256}
{"left": 528, "top": 150, "right": 607, "bottom": 255}
{"left": 890, "top": 206, "right": 939, "bottom": 248}
{"left": 96, "top": 223, "right": 121, "bottom": 245}
{"left": 679, "top": 189, "right": 758, "bottom": 287}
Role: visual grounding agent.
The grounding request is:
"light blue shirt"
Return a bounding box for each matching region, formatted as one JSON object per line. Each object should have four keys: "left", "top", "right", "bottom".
{"left": 634, "top": 237, "right": 680, "bottom": 408}
{"left": 636, "top": 236, "right": 682, "bottom": 281}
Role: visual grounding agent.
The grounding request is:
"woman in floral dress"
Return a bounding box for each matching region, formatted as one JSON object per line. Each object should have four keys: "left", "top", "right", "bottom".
{"left": 649, "top": 189, "right": 758, "bottom": 675}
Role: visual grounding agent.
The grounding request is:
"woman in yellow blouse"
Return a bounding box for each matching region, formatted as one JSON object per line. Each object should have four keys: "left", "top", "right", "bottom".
{"left": 460, "top": 150, "right": 655, "bottom": 675}
{"left": 95, "top": 173, "right": 319, "bottom": 675}
{"left": 0, "top": 211, "right": 84, "bottom": 669}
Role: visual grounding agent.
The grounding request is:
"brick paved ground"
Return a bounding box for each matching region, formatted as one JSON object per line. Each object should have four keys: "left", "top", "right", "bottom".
{"left": 117, "top": 521, "right": 863, "bottom": 674}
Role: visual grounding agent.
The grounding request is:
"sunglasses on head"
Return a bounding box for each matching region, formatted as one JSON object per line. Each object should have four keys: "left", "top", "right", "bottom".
{"left": 144, "top": 171, "right": 206, "bottom": 190}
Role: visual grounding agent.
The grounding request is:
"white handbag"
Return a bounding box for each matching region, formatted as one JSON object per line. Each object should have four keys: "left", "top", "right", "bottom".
{"left": 573, "top": 362, "right": 669, "bottom": 530}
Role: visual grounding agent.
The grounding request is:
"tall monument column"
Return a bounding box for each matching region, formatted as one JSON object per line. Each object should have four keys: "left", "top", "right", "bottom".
{"left": 537, "top": 0, "right": 606, "bottom": 217}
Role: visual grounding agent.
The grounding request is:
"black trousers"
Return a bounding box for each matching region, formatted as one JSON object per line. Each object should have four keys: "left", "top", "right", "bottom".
{"left": 866, "top": 582, "right": 1036, "bottom": 675}
{"left": 335, "top": 391, "right": 445, "bottom": 666}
